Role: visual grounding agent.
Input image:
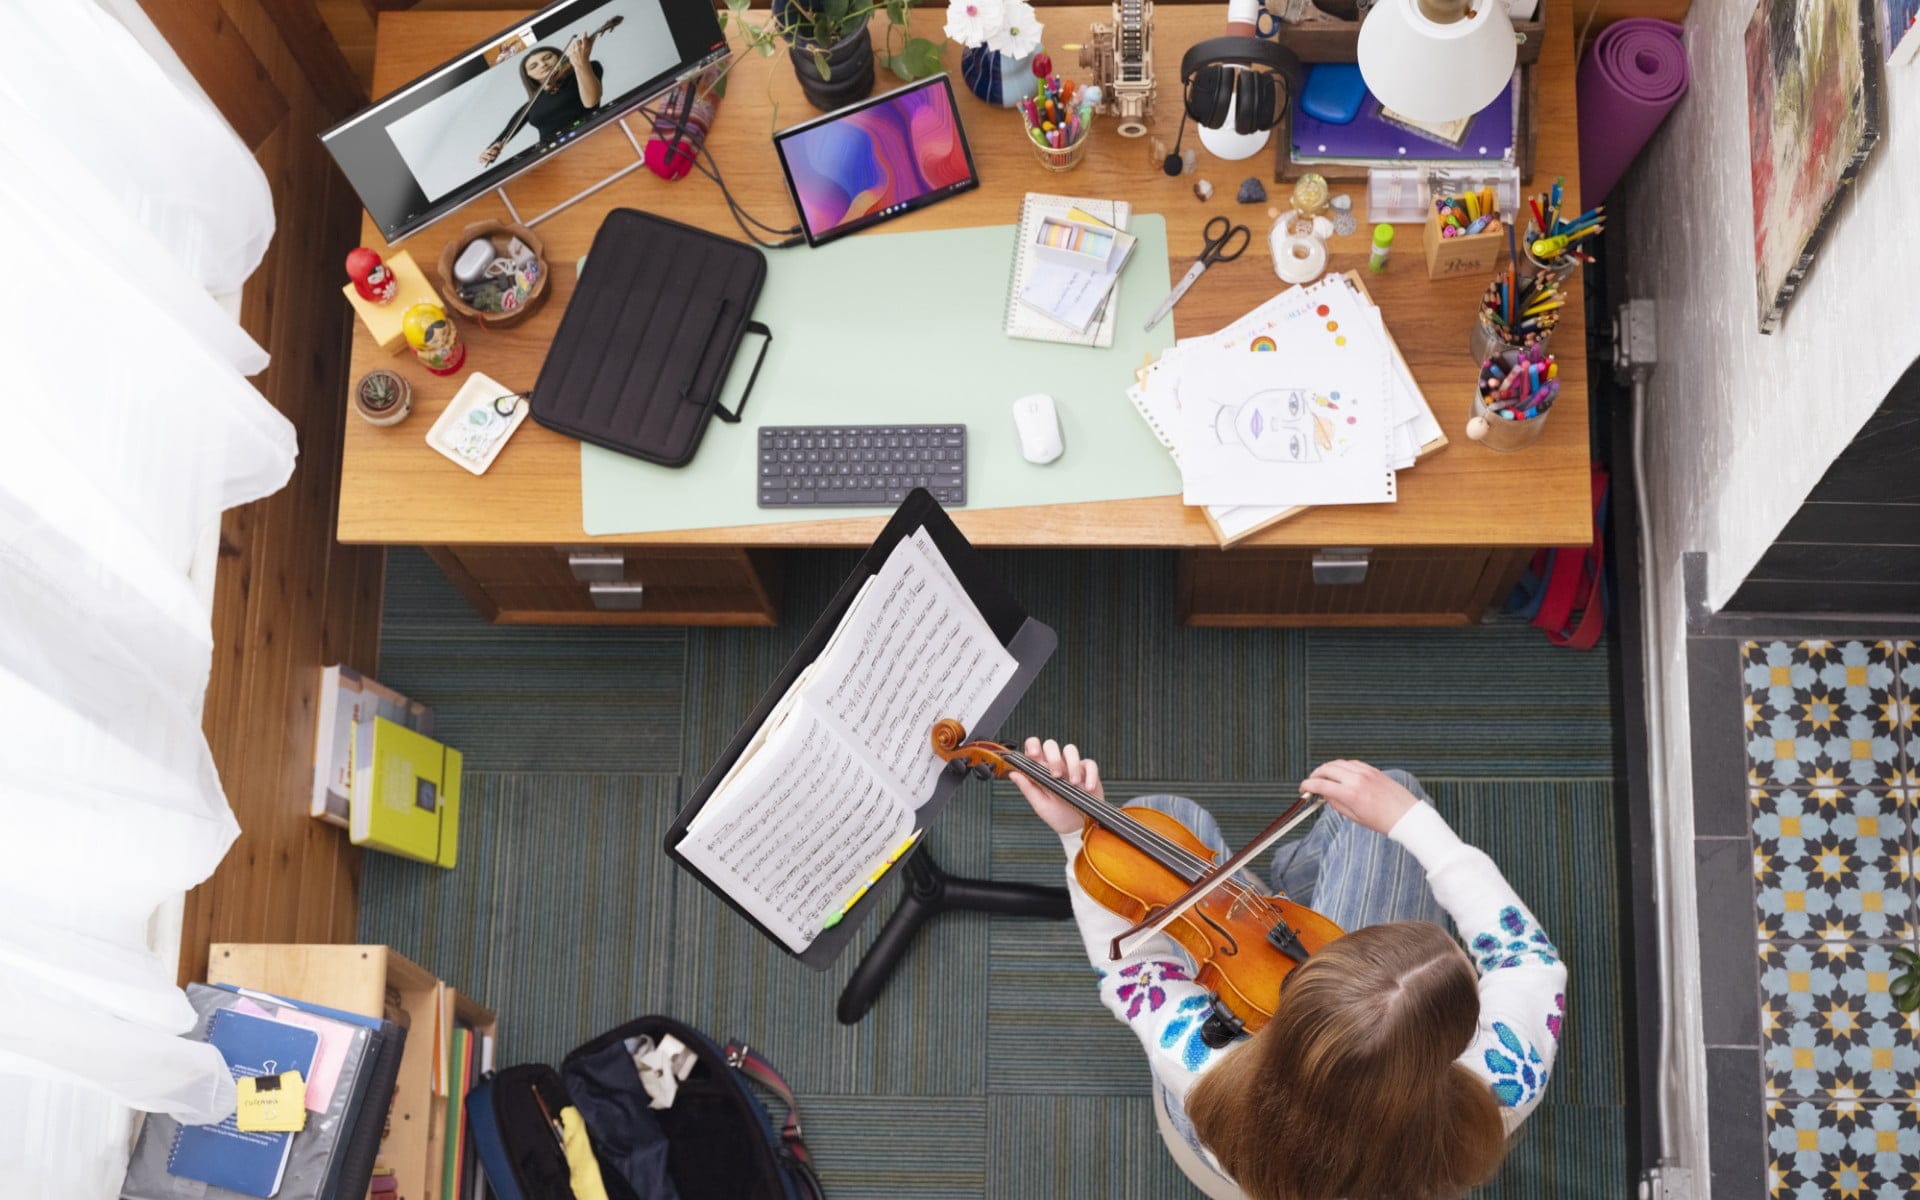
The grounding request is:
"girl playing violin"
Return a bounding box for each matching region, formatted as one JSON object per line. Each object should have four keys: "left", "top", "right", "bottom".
{"left": 1008, "top": 741, "right": 1566, "bottom": 1200}
{"left": 477, "top": 36, "right": 606, "bottom": 165}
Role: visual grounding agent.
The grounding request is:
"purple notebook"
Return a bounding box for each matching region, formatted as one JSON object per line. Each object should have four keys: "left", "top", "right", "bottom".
{"left": 1291, "top": 74, "right": 1515, "bottom": 163}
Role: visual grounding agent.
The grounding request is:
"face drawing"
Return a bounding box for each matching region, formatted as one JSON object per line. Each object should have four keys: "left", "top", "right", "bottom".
{"left": 1212, "top": 388, "right": 1351, "bottom": 463}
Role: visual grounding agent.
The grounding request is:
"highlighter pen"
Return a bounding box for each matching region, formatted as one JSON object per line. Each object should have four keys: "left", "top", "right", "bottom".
{"left": 822, "top": 829, "right": 926, "bottom": 930}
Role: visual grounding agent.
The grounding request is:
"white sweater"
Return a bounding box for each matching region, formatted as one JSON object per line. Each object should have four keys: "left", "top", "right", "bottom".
{"left": 1061, "top": 800, "right": 1567, "bottom": 1167}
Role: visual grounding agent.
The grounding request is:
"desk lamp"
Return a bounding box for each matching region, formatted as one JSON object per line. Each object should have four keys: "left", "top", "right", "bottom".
{"left": 1356, "top": 0, "right": 1516, "bottom": 122}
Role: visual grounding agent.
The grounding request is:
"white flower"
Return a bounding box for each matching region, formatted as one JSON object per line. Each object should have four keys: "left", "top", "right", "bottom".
{"left": 944, "top": 0, "right": 1006, "bottom": 46}
{"left": 985, "top": 0, "right": 1043, "bottom": 56}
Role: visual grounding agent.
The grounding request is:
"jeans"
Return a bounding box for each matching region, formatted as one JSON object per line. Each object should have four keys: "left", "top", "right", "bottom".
{"left": 1123, "top": 768, "right": 1445, "bottom": 936}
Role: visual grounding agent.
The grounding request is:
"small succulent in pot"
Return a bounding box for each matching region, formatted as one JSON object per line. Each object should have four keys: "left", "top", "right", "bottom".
{"left": 354, "top": 369, "right": 413, "bottom": 427}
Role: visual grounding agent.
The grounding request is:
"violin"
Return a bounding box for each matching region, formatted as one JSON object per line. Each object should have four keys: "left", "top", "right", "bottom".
{"left": 931, "top": 720, "right": 1344, "bottom": 1041}
{"left": 537, "top": 16, "right": 623, "bottom": 92}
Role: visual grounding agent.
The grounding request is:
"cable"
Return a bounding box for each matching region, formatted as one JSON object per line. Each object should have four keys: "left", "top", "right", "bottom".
{"left": 634, "top": 98, "right": 804, "bottom": 249}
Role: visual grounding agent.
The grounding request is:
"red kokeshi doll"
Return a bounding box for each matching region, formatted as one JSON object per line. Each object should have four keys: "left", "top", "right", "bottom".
{"left": 346, "top": 247, "right": 399, "bottom": 304}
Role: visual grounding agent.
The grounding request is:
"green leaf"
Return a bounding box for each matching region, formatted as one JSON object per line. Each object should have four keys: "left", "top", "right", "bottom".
{"left": 822, "top": 0, "right": 851, "bottom": 29}
{"left": 1893, "top": 975, "right": 1920, "bottom": 1013}
{"left": 812, "top": 48, "right": 832, "bottom": 80}
{"left": 757, "top": 38, "right": 778, "bottom": 56}
{"left": 895, "top": 35, "right": 942, "bottom": 79}
{"left": 1895, "top": 947, "right": 1920, "bottom": 969}
{"left": 885, "top": 0, "right": 911, "bottom": 25}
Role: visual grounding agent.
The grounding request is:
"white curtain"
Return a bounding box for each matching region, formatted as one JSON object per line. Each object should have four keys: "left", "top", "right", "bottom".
{"left": 0, "top": 1, "right": 291, "bottom": 1196}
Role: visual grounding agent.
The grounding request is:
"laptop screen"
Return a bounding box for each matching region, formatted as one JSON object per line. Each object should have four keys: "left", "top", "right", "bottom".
{"left": 773, "top": 75, "right": 980, "bottom": 246}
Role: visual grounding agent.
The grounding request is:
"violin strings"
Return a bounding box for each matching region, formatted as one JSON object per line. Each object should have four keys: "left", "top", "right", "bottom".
{"left": 999, "top": 750, "right": 1290, "bottom": 924}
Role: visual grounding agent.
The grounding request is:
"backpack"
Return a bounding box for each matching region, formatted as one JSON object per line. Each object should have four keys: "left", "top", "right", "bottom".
{"left": 466, "top": 1014, "right": 822, "bottom": 1200}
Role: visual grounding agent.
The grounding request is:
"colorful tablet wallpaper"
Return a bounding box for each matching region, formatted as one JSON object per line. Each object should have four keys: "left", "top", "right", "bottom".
{"left": 781, "top": 86, "right": 973, "bottom": 238}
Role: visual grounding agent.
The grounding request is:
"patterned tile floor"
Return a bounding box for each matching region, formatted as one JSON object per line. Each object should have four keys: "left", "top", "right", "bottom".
{"left": 1741, "top": 640, "right": 1920, "bottom": 1197}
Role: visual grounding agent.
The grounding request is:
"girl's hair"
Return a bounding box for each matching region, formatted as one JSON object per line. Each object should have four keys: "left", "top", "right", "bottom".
{"left": 517, "top": 47, "right": 564, "bottom": 98}
{"left": 1185, "top": 921, "right": 1508, "bottom": 1200}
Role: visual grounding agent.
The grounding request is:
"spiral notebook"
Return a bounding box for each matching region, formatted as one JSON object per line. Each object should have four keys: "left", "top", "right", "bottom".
{"left": 1004, "top": 193, "right": 1131, "bottom": 348}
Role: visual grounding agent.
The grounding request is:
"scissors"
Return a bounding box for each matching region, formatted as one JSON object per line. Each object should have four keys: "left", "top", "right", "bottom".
{"left": 1144, "top": 215, "right": 1250, "bottom": 332}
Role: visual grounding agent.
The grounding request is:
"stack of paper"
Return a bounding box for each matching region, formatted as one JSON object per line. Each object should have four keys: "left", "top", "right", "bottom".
{"left": 1127, "top": 273, "right": 1446, "bottom": 545}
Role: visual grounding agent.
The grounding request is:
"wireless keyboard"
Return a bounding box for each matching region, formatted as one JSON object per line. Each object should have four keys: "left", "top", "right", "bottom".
{"left": 756, "top": 424, "right": 967, "bottom": 508}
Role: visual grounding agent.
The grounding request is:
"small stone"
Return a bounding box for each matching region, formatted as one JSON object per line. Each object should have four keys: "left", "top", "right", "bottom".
{"left": 1193, "top": 179, "right": 1214, "bottom": 201}
{"left": 1236, "top": 178, "right": 1267, "bottom": 204}
{"left": 1333, "top": 211, "right": 1358, "bottom": 237}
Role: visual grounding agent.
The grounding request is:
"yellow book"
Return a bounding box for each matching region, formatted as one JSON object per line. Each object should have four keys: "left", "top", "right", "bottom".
{"left": 350, "top": 716, "right": 461, "bottom": 868}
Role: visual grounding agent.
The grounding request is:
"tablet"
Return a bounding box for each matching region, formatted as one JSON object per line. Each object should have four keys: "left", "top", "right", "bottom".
{"left": 772, "top": 75, "right": 981, "bottom": 247}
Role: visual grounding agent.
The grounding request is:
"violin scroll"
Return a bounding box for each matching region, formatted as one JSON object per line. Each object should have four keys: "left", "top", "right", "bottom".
{"left": 929, "top": 719, "right": 1016, "bottom": 780}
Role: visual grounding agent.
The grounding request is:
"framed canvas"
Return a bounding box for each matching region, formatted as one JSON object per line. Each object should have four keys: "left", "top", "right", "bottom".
{"left": 1744, "top": 0, "right": 1883, "bottom": 333}
{"left": 1882, "top": 0, "right": 1920, "bottom": 61}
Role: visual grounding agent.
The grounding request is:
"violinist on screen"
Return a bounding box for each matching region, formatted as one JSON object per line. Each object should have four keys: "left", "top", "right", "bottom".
{"left": 1009, "top": 743, "right": 1566, "bottom": 1200}
{"left": 477, "top": 32, "right": 607, "bottom": 164}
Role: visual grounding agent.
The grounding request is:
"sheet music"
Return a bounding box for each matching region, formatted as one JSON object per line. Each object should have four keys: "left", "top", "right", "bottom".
{"left": 812, "top": 529, "right": 1016, "bottom": 801}
{"left": 676, "top": 710, "right": 914, "bottom": 952}
{"left": 678, "top": 527, "right": 1018, "bottom": 951}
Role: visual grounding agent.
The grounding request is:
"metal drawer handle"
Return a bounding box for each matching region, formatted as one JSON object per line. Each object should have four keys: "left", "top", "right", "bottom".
{"left": 1311, "top": 548, "right": 1371, "bottom": 586}
{"left": 569, "top": 552, "right": 625, "bottom": 582}
{"left": 588, "top": 581, "right": 646, "bottom": 611}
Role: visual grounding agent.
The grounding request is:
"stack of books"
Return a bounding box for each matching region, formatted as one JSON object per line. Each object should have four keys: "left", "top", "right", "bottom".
{"left": 312, "top": 666, "right": 462, "bottom": 868}
{"left": 1126, "top": 273, "right": 1446, "bottom": 546}
{"left": 120, "top": 984, "right": 409, "bottom": 1200}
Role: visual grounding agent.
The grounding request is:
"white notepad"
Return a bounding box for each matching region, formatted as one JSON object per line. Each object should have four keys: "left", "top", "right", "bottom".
{"left": 1004, "top": 193, "right": 1131, "bottom": 348}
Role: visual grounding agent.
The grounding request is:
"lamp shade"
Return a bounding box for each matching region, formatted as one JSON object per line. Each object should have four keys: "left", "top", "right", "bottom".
{"left": 1357, "top": 0, "right": 1516, "bottom": 123}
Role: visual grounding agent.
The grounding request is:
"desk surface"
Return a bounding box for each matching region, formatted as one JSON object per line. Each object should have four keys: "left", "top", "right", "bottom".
{"left": 339, "top": 3, "right": 1590, "bottom": 550}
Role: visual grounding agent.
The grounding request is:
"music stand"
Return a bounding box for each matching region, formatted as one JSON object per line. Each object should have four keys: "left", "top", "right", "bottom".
{"left": 665, "top": 490, "right": 1071, "bottom": 1023}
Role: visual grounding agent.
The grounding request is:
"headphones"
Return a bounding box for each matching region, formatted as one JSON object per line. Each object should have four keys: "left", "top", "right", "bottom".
{"left": 1164, "top": 38, "right": 1304, "bottom": 176}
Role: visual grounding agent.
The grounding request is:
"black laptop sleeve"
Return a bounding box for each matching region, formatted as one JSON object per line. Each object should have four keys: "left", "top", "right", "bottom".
{"left": 530, "top": 209, "right": 772, "bottom": 467}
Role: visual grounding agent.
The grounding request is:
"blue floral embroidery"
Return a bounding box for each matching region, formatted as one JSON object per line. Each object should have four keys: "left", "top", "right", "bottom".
{"left": 1471, "top": 906, "right": 1562, "bottom": 972}
{"left": 1158, "top": 995, "right": 1220, "bottom": 1071}
{"left": 1483, "top": 1021, "right": 1546, "bottom": 1108}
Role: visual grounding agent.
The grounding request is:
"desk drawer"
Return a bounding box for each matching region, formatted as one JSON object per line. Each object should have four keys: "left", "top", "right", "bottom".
{"left": 427, "top": 546, "right": 779, "bottom": 626}
{"left": 1178, "top": 547, "right": 1529, "bottom": 627}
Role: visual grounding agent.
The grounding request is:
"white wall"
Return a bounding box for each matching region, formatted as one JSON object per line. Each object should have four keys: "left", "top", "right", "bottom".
{"left": 1616, "top": 0, "right": 1919, "bottom": 1185}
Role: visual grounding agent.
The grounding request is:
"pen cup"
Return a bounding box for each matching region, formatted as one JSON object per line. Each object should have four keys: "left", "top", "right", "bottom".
{"left": 1466, "top": 393, "right": 1550, "bottom": 451}
{"left": 1469, "top": 308, "right": 1526, "bottom": 365}
{"left": 1522, "top": 231, "right": 1581, "bottom": 280}
{"left": 1032, "top": 128, "right": 1089, "bottom": 172}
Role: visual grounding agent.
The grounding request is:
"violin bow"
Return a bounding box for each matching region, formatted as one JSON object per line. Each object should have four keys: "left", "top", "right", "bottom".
{"left": 1106, "top": 794, "right": 1326, "bottom": 962}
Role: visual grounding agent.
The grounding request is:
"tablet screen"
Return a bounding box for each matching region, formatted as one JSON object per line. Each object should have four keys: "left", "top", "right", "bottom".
{"left": 773, "top": 76, "right": 980, "bottom": 246}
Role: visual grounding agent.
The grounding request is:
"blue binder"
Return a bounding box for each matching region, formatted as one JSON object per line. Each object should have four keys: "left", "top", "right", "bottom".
{"left": 167, "top": 1009, "right": 320, "bottom": 1198}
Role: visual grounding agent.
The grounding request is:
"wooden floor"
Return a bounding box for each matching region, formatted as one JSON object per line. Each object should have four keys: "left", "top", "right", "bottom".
{"left": 145, "top": 0, "right": 385, "bottom": 987}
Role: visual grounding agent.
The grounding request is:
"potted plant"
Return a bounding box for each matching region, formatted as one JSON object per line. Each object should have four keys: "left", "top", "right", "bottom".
{"left": 354, "top": 369, "right": 412, "bottom": 427}
{"left": 724, "top": 0, "right": 944, "bottom": 112}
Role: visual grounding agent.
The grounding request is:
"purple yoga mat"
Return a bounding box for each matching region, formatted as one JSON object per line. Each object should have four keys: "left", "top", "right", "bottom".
{"left": 1577, "top": 18, "right": 1689, "bottom": 203}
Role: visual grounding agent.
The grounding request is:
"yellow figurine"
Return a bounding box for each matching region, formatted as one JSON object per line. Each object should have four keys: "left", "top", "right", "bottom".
{"left": 403, "top": 302, "right": 466, "bottom": 376}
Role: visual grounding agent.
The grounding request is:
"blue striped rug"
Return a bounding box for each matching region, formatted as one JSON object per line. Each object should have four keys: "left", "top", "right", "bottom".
{"left": 364, "top": 548, "right": 1625, "bottom": 1198}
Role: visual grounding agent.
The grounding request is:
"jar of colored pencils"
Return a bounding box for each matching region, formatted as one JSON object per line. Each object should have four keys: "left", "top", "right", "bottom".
{"left": 1469, "top": 344, "right": 1557, "bottom": 452}
{"left": 1470, "top": 272, "right": 1561, "bottom": 362}
{"left": 1522, "top": 174, "right": 1601, "bottom": 275}
{"left": 1019, "top": 74, "right": 1092, "bottom": 172}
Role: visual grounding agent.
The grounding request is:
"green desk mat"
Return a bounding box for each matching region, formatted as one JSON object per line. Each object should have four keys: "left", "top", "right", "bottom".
{"left": 580, "top": 216, "right": 1181, "bottom": 535}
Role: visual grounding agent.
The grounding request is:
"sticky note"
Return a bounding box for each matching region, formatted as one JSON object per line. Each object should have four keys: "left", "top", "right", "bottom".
{"left": 235, "top": 1071, "right": 308, "bottom": 1133}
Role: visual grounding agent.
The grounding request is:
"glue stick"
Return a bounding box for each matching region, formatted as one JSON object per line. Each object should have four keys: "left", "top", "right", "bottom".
{"left": 1368, "top": 224, "right": 1394, "bottom": 273}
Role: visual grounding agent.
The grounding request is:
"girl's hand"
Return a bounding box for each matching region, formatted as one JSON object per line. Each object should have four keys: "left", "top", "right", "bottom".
{"left": 566, "top": 39, "right": 593, "bottom": 72}
{"left": 1009, "top": 737, "right": 1098, "bottom": 836}
{"left": 478, "top": 141, "right": 503, "bottom": 164}
{"left": 1301, "top": 760, "right": 1419, "bottom": 836}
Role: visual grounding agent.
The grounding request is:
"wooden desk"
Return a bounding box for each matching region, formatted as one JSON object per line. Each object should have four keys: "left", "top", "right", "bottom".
{"left": 340, "top": 3, "right": 1591, "bottom": 626}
